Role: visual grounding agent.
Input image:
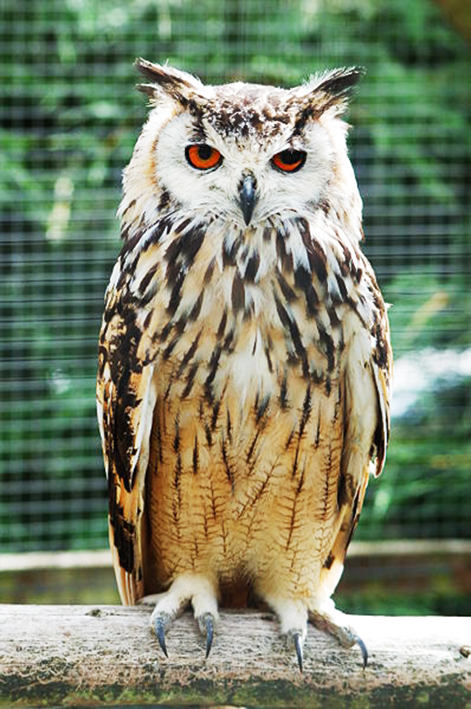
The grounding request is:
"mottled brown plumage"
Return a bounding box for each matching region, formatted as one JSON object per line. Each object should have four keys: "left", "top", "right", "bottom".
{"left": 97, "top": 59, "right": 392, "bottom": 668}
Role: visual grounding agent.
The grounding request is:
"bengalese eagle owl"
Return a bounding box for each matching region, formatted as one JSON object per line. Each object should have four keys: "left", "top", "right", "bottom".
{"left": 96, "top": 58, "right": 392, "bottom": 671}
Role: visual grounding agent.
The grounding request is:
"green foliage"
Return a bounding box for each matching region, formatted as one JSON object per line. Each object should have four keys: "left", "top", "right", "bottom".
{"left": 358, "top": 270, "right": 471, "bottom": 540}
{"left": 0, "top": 0, "right": 470, "bottom": 551}
{"left": 386, "top": 272, "right": 471, "bottom": 353}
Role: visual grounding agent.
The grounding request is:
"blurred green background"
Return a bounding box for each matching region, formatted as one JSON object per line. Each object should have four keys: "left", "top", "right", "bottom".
{"left": 0, "top": 0, "right": 470, "bottom": 568}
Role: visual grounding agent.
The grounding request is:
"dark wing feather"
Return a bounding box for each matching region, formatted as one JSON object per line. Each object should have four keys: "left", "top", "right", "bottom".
{"left": 318, "top": 280, "right": 392, "bottom": 598}
{"left": 97, "top": 287, "right": 156, "bottom": 605}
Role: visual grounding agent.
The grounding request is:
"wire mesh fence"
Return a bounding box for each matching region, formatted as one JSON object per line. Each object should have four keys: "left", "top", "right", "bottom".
{"left": 1, "top": 0, "right": 470, "bottom": 552}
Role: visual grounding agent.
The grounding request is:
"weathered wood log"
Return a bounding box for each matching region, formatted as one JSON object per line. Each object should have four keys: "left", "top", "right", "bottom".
{"left": 0, "top": 605, "right": 470, "bottom": 708}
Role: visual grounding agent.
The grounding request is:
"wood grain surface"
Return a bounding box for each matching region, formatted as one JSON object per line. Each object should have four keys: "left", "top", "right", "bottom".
{"left": 0, "top": 605, "right": 470, "bottom": 707}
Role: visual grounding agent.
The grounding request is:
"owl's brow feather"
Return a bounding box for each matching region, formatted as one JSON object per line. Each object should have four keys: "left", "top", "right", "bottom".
{"left": 198, "top": 105, "right": 292, "bottom": 141}
{"left": 184, "top": 83, "right": 294, "bottom": 140}
{"left": 189, "top": 120, "right": 207, "bottom": 144}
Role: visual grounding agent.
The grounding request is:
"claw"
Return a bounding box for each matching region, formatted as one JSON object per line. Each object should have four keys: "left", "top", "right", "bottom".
{"left": 204, "top": 613, "right": 214, "bottom": 659}
{"left": 355, "top": 635, "right": 368, "bottom": 669}
{"left": 293, "top": 632, "right": 304, "bottom": 673}
{"left": 148, "top": 575, "right": 219, "bottom": 661}
{"left": 154, "top": 615, "right": 169, "bottom": 658}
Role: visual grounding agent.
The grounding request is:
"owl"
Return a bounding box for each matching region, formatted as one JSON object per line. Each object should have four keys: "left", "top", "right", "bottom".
{"left": 97, "top": 58, "right": 392, "bottom": 671}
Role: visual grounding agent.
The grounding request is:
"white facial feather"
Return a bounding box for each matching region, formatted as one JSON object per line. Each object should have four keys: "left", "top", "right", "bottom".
{"left": 152, "top": 109, "right": 344, "bottom": 228}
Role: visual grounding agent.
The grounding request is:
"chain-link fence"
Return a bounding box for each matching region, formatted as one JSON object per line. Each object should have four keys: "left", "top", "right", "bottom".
{"left": 1, "top": 0, "right": 470, "bottom": 552}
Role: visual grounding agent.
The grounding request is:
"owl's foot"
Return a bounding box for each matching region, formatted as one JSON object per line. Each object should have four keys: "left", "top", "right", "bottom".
{"left": 146, "top": 574, "right": 219, "bottom": 659}
{"left": 308, "top": 598, "right": 368, "bottom": 668}
{"left": 263, "top": 594, "right": 367, "bottom": 671}
{"left": 263, "top": 596, "right": 308, "bottom": 672}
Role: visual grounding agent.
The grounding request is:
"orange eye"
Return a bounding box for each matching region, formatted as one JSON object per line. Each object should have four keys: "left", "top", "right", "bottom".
{"left": 272, "top": 149, "right": 306, "bottom": 173}
{"left": 185, "top": 144, "right": 222, "bottom": 170}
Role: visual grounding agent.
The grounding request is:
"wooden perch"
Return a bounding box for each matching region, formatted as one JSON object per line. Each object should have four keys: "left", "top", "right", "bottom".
{"left": 0, "top": 605, "right": 470, "bottom": 707}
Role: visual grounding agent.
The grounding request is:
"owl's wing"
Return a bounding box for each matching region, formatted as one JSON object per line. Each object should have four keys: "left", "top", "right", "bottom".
{"left": 97, "top": 285, "right": 157, "bottom": 605}
{"left": 319, "top": 296, "right": 392, "bottom": 596}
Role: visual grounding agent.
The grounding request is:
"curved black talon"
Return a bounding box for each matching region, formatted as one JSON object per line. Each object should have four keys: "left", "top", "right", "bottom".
{"left": 204, "top": 614, "right": 214, "bottom": 659}
{"left": 355, "top": 635, "right": 368, "bottom": 669}
{"left": 155, "top": 616, "right": 169, "bottom": 658}
{"left": 293, "top": 632, "right": 304, "bottom": 673}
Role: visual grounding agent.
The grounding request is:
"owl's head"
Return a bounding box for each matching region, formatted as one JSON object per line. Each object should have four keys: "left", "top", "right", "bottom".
{"left": 121, "top": 59, "right": 363, "bottom": 231}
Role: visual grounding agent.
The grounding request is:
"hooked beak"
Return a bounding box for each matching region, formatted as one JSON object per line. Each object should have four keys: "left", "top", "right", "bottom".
{"left": 238, "top": 174, "right": 257, "bottom": 226}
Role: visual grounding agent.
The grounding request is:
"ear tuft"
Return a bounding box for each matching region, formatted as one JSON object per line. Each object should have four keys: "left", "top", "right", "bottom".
{"left": 134, "top": 58, "right": 205, "bottom": 105}
{"left": 292, "top": 67, "right": 365, "bottom": 132}
{"left": 312, "top": 66, "right": 365, "bottom": 101}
